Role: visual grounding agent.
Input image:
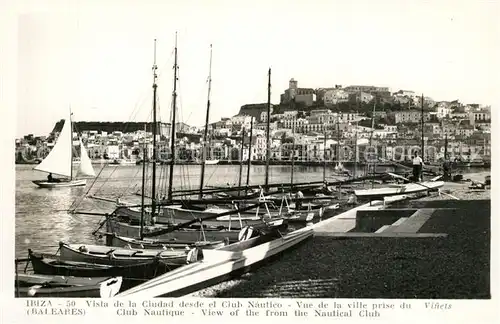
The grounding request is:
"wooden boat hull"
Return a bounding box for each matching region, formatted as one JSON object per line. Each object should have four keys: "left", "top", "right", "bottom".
{"left": 57, "top": 242, "right": 194, "bottom": 266}
{"left": 32, "top": 179, "right": 87, "bottom": 188}
{"left": 15, "top": 274, "right": 122, "bottom": 298}
{"left": 354, "top": 181, "right": 444, "bottom": 199}
{"left": 29, "top": 250, "right": 176, "bottom": 278}
{"left": 104, "top": 219, "right": 242, "bottom": 242}
{"left": 115, "top": 205, "right": 272, "bottom": 229}
{"left": 116, "top": 228, "right": 313, "bottom": 298}
{"left": 105, "top": 234, "right": 228, "bottom": 250}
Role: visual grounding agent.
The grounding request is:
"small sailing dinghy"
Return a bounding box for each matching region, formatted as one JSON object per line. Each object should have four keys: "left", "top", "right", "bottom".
{"left": 32, "top": 113, "right": 96, "bottom": 188}
{"left": 57, "top": 242, "right": 200, "bottom": 266}
{"left": 15, "top": 273, "right": 122, "bottom": 298}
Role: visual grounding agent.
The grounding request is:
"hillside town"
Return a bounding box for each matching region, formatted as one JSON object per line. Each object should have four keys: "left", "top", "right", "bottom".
{"left": 16, "top": 79, "right": 491, "bottom": 166}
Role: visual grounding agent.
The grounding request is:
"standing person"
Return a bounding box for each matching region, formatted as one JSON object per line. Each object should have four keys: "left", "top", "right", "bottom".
{"left": 412, "top": 153, "right": 424, "bottom": 182}
{"left": 442, "top": 158, "right": 451, "bottom": 181}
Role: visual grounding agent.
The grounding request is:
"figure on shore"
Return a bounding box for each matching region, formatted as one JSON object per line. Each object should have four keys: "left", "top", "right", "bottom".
{"left": 412, "top": 153, "right": 424, "bottom": 182}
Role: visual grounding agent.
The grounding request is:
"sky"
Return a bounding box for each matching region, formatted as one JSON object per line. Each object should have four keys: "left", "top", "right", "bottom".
{"left": 12, "top": 0, "right": 500, "bottom": 137}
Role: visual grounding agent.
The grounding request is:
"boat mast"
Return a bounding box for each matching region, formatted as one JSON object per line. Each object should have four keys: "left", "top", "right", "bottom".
{"left": 140, "top": 125, "right": 147, "bottom": 239}
{"left": 245, "top": 117, "right": 253, "bottom": 191}
{"left": 238, "top": 127, "right": 245, "bottom": 195}
{"left": 290, "top": 100, "right": 295, "bottom": 188}
{"left": 199, "top": 44, "right": 213, "bottom": 199}
{"left": 264, "top": 68, "right": 271, "bottom": 190}
{"left": 151, "top": 39, "right": 158, "bottom": 219}
{"left": 167, "top": 33, "right": 178, "bottom": 202}
{"left": 336, "top": 105, "right": 340, "bottom": 169}
{"left": 421, "top": 93, "right": 425, "bottom": 161}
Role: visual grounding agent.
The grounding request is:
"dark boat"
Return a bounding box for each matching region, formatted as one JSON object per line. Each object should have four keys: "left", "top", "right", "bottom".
{"left": 15, "top": 273, "right": 122, "bottom": 298}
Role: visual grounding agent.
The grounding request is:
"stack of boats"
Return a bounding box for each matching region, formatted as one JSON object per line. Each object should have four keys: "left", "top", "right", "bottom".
{"left": 19, "top": 39, "right": 446, "bottom": 298}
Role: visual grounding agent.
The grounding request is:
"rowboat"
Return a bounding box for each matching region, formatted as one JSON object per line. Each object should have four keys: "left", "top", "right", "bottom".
{"left": 354, "top": 181, "right": 444, "bottom": 200}
{"left": 27, "top": 250, "right": 177, "bottom": 289}
{"left": 115, "top": 204, "right": 276, "bottom": 229}
{"left": 104, "top": 219, "right": 243, "bottom": 242}
{"left": 57, "top": 242, "right": 200, "bottom": 266}
{"left": 15, "top": 273, "right": 122, "bottom": 298}
{"left": 32, "top": 179, "right": 87, "bottom": 188}
{"left": 104, "top": 233, "right": 228, "bottom": 250}
{"left": 116, "top": 227, "right": 313, "bottom": 297}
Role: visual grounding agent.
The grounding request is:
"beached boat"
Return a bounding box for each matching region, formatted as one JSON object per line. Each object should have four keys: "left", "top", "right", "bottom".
{"left": 354, "top": 181, "right": 444, "bottom": 199}
{"left": 116, "top": 226, "right": 313, "bottom": 297}
{"left": 33, "top": 111, "right": 96, "bottom": 188}
{"left": 15, "top": 273, "right": 122, "bottom": 298}
{"left": 104, "top": 234, "right": 228, "bottom": 250}
{"left": 27, "top": 250, "right": 177, "bottom": 290}
{"left": 103, "top": 219, "right": 242, "bottom": 242}
{"left": 57, "top": 242, "right": 199, "bottom": 266}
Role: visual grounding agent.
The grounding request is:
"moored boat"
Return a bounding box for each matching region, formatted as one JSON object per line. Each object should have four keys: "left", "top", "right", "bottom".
{"left": 15, "top": 273, "right": 122, "bottom": 298}
{"left": 103, "top": 219, "right": 242, "bottom": 242}
{"left": 57, "top": 242, "right": 200, "bottom": 266}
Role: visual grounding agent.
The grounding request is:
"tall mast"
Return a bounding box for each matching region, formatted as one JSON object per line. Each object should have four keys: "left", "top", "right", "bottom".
{"left": 322, "top": 129, "right": 327, "bottom": 182}
{"left": 199, "top": 44, "right": 213, "bottom": 199}
{"left": 167, "top": 33, "right": 178, "bottom": 202}
{"left": 69, "top": 107, "right": 73, "bottom": 181}
{"left": 238, "top": 128, "right": 245, "bottom": 195}
{"left": 421, "top": 93, "right": 425, "bottom": 161}
{"left": 290, "top": 100, "right": 295, "bottom": 187}
{"left": 140, "top": 125, "right": 147, "bottom": 239}
{"left": 151, "top": 39, "right": 158, "bottom": 219}
{"left": 245, "top": 117, "right": 254, "bottom": 190}
{"left": 264, "top": 68, "right": 271, "bottom": 190}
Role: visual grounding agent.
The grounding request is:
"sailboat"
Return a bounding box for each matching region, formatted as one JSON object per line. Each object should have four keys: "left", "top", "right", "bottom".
{"left": 32, "top": 113, "right": 96, "bottom": 188}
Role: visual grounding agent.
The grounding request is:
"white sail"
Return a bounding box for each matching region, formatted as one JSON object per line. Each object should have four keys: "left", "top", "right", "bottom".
{"left": 78, "top": 139, "right": 96, "bottom": 177}
{"left": 34, "top": 118, "right": 73, "bottom": 177}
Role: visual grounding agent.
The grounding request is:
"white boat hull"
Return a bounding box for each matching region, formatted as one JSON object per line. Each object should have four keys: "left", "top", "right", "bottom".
{"left": 32, "top": 179, "right": 87, "bottom": 188}
{"left": 116, "top": 228, "right": 313, "bottom": 297}
{"left": 204, "top": 159, "right": 219, "bottom": 165}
